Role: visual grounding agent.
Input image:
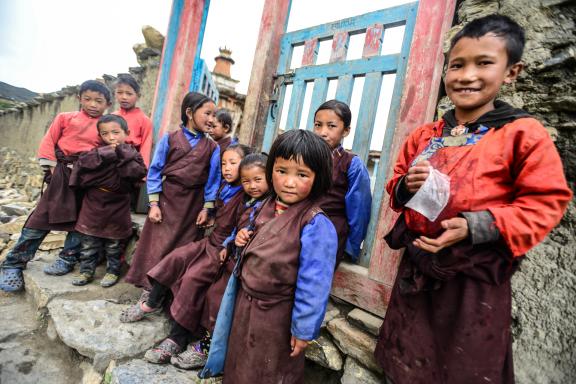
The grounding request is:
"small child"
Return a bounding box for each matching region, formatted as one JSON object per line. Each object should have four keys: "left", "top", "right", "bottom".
{"left": 374, "top": 15, "right": 572, "bottom": 384}
{"left": 313, "top": 100, "right": 372, "bottom": 263}
{"left": 112, "top": 73, "right": 153, "bottom": 167}
{"left": 208, "top": 108, "right": 238, "bottom": 153}
{"left": 120, "top": 144, "right": 252, "bottom": 364}
{"left": 0, "top": 80, "right": 112, "bottom": 292}
{"left": 124, "top": 92, "right": 221, "bottom": 292}
{"left": 222, "top": 129, "right": 338, "bottom": 384}
{"left": 69, "top": 114, "right": 147, "bottom": 287}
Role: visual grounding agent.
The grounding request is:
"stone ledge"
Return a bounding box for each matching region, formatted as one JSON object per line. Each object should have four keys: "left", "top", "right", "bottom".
{"left": 110, "top": 358, "right": 199, "bottom": 384}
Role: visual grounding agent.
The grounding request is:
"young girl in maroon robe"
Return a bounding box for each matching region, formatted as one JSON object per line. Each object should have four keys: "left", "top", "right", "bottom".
{"left": 124, "top": 92, "right": 221, "bottom": 295}
{"left": 312, "top": 100, "right": 372, "bottom": 264}
{"left": 208, "top": 108, "right": 238, "bottom": 153}
{"left": 112, "top": 73, "right": 153, "bottom": 167}
{"left": 222, "top": 130, "right": 338, "bottom": 384}
{"left": 120, "top": 144, "right": 253, "bottom": 364}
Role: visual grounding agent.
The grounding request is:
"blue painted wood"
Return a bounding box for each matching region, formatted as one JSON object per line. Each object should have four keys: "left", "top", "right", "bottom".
{"left": 358, "top": 2, "right": 419, "bottom": 267}
{"left": 262, "top": 84, "right": 288, "bottom": 152}
{"left": 352, "top": 71, "right": 383, "bottom": 163}
{"left": 285, "top": 80, "right": 307, "bottom": 130}
{"left": 291, "top": 54, "right": 398, "bottom": 81}
{"left": 335, "top": 74, "right": 355, "bottom": 104}
{"left": 282, "top": 4, "right": 413, "bottom": 45}
{"left": 306, "top": 78, "right": 329, "bottom": 130}
{"left": 152, "top": 0, "right": 184, "bottom": 141}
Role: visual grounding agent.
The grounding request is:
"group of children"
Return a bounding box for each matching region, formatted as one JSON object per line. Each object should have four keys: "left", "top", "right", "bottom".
{"left": 0, "top": 13, "right": 572, "bottom": 384}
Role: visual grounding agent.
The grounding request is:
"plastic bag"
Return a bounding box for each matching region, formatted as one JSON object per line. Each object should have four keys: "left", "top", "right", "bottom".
{"left": 405, "top": 167, "right": 450, "bottom": 222}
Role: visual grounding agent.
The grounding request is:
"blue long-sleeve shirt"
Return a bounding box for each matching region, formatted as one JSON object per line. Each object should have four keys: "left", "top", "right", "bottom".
{"left": 291, "top": 214, "right": 337, "bottom": 340}
{"left": 344, "top": 155, "right": 372, "bottom": 261}
{"left": 147, "top": 126, "right": 221, "bottom": 203}
{"left": 222, "top": 197, "right": 264, "bottom": 248}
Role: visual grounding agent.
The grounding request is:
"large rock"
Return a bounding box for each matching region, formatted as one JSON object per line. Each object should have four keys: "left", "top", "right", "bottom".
{"left": 322, "top": 300, "right": 342, "bottom": 328}
{"left": 48, "top": 299, "right": 171, "bottom": 371}
{"left": 305, "top": 333, "right": 343, "bottom": 371}
{"left": 347, "top": 308, "right": 383, "bottom": 337}
{"left": 110, "top": 359, "right": 198, "bottom": 384}
{"left": 142, "top": 25, "right": 165, "bottom": 51}
{"left": 340, "top": 357, "right": 383, "bottom": 384}
{"left": 326, "top": 318, "right": 382, "bottom": 373}
{"left": 0, "top": 215, "right": 27, "bottom": 234}
{"left": 0, "top": 291, "right": 39, "bottom": 340}
{"left": 1, "top": 202, "right": 34, "bottom": 216}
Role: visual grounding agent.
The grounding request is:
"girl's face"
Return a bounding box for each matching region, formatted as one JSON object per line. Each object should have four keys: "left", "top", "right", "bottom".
{"left": 208, "top": 120, "right": 230, "bottom": 141}
{"left": 272, "top": 157, "right": 315, "bottom": 204}
{"left": 115, "top": 83, "right": 139, "bottom": 110}
{"left": 313, "top": 109, "right": 350, "bottom": 149}
{"left": 221, "top": 149, "right": 242, "bottom": 184}
{"left": 240, "top": 166, "right": 268, "bottom": 199}
{"left": 187, "top": 101, "right": 216, "bottom": 132}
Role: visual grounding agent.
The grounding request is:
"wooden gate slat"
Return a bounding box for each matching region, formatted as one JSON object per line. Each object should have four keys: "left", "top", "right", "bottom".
{"left": 330, "top": 31, "right": 350, "bottom": 63}
{"left": 285, "top": 80, "right": 307, "bottom": 130}
{"left": 335, "top": 74, "right": 355, "bottom": 104}
{"left": 306, "top": 78, "right": 329, "bottom": 130}
{"left": 363, "top": 24, "right": 384, "bottom": 58}
{"left": 301, "top": 38, "right": 319, "bottom": 67}
{"left": 352, "top": 72, "right": 383, "bottom": 163}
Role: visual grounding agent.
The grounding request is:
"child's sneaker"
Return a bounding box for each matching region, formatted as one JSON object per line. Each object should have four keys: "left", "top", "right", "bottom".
{"left": 0, "top": 268, "right": 24, "bottom": 292}
{"left": 171, "top": 343, "right": 208, "bottom": 370}
{"left": 71, "top": 272, "right": 94, "bottom": 286}
{"left": 44, "top": 259, "right": 74, "bottom": 276}
{"left": 144, "top": 338, "right": 182, "bottom": 364}
{"left": 100, "top": 273, "right": 119, "bottom": 288}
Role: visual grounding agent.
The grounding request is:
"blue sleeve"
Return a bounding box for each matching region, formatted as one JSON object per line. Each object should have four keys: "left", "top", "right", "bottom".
{"left": 204, "top": 145, "right": 221, "bottom": 202}
{"left": 344, "top": 156, "right": 372, "bottom": 261}
{"left": 222, "top": 227, "right": 237, "bottom": 247}
{"left": 146, "top": 134, "right": 170, "bottom": 194}
{"left": 291, "top": 214, "right": 337, "bottom": 340}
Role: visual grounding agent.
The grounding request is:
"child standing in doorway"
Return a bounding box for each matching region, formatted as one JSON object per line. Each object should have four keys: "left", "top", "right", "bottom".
{"left": 313, "top": 100, "right": 372, "bottom": 264}
{"left": 375, "top": 15, "right": 572, "bottom": 384}
{"left": 124, "top": 92, "right": 221, "bottom": 295}
{"left": 222, "top": 129, "right": 337, "bottom": 384}
{"left": 0, "top": 80, "right": 111, "bottom": 292}
{"left": 208, "top": 108, "right": 238, "bottom": 153}
{"left": 69, "top": 114, "right": 146, "bottom": 287}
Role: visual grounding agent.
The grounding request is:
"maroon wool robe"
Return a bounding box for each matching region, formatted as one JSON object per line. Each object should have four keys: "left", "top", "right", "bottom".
{"left": 147, "top": 188, "right": 245, "bottom": 332}
{"left": 125, "top": 129, "right": 217, "bottom": 289}
{"left": 70, "top": 144, "right": 146, "bottom": 239}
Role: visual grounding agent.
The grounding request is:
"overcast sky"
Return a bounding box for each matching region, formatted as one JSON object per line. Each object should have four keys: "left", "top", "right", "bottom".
{"left": 0, "top": 0, "right": 412, "bottom": 95}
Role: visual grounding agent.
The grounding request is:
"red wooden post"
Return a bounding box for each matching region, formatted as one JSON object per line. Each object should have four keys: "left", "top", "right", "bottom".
{"left": 368, "top": 0, "right": 457, "bottom": 284}
{"left": 150, "top": 0, "right": 210, "bottom": 140}
{"left": 238, "top": 0, "right": 292, "bottom": 147}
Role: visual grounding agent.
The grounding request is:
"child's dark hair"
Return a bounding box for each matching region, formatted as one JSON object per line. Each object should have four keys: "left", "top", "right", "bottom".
{"left": 97, "top": 114, "right": 128, "bottom": 133}
{"left": 240, "top": 153, "right": 268, "bottom": 173}
{"left": 115, "top": 73, "right": 140, "bottom": 95}
{"left": 315, "top": 99, "right": 352, "bottom": 128}
{"left": 224, "top": 143, "right": 253, "bottom": 159}
{"left": 266, "top": 130, "right": 332, "bottom": 200}
{"left": 79, "top": 80, "right": 111, "bottom": 104}
{"left": 180, "top": 92, "right": 214, "bottom": 126}
{"left": 216, "top": 109, "right": 233, "bottom": 133}
{"left": 450, "top": 14, "right": 525, "bottom": 65}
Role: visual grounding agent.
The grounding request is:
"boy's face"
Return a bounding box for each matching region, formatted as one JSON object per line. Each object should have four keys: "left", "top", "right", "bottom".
{"left": 313, "top": 109, "right": 350, "bottom": 149}
{"left": 79, "top": 90, "right": 110, "bottom": 118}
{"left": 99, "top": 122, "right": 128, "bottom": 145}
{"left": 241, "top": 166, "right": 268, "bottom": 199}
{"left": 221, "top": 149, "right": 242, "bottom": 184}
{"left": 115, "top": 84, "right": 138, "bottom": 110}
{"left": 272, "top": 157, "right": 315, "bottom": 205}
{"left": 445, "top": 33, "right": 522, "bottom": 120}
{"left": 208, "top": 120, "right": 229, "bottom": 141}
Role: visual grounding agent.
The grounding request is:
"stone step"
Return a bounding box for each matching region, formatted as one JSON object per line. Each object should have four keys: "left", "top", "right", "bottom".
{"left": 110, "top": 359, "right": 200, "bottom": 384}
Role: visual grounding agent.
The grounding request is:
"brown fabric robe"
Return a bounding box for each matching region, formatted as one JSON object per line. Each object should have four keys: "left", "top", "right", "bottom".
{"left": 71, "top": 144, "right": 146, "bottom": 239}
{"left": 26, "top": 148, "right": 81, "bottom": 232}
{"left": 147, "top": 187, "right": 245, "bottom": 331}
{"left": 125, "top": 129, "right": 217, "bottom": 288}
{"left": 216, "top": 136, "right": 232, "bottom": 153}
{"left": 223, "top": 198, "right": 321, "bottom": 384}
{"left": 374, "top": 215, "right": 520, "bottom": 384}
{"left": 319, "top": 147, "right": 354, "bottom": 264}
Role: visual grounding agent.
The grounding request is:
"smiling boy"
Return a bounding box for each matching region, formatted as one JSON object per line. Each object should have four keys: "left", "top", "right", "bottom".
{"left": 374, "top": 15, "right": 572, "bottom": 384}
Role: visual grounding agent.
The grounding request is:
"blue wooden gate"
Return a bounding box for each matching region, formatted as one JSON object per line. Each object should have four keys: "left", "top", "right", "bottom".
{"left": 261, "top": 2, "right": 418, "bottom": 268}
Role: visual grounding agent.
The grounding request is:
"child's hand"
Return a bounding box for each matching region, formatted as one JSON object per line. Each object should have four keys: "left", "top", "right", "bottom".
{"left": 235, "top": 228, "right": 253, "bottom": 247}
{"left": 405, "top": 160, "right": 431, "bottom": 193}
{"left": 148, "top": 205, "right": 162, "bottom": 223}
{"left": 219, "top": 248, "right": 228, "bottom": 263}
{"left": 196, "top": 209, "right": 209, "bottom": 227}
{"left": 413, "top": 217, "right": 469, "bottom": 253}
{"left": 290, "top": 336, "right": 309, "bottom": 357}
